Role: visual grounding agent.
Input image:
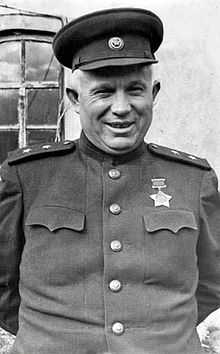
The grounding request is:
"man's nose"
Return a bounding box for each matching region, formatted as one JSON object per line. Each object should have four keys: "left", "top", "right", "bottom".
{"left": 111, "top": 92, "right": 131, "bottom": 116}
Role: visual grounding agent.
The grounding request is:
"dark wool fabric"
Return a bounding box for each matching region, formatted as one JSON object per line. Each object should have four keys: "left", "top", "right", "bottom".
{"left": 0, "top": 134, "right": 219, "bottom": 354}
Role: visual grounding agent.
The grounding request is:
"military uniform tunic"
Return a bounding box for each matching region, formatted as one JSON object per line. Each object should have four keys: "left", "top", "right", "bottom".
{"left": 0, "top": 132, "right": 220, "bottom": 354}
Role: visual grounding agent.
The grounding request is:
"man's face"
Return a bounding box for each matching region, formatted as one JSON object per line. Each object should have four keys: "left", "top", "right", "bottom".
{"left": 72, "top": 65, "right": 158, "bottom": 155}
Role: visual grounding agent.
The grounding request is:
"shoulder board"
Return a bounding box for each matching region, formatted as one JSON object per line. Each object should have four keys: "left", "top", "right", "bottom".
{"left": 148, "top": 143, "right": 211, "bottom": 170}
{"left": 8, "top": 141, "right": 75, "bottom": 165}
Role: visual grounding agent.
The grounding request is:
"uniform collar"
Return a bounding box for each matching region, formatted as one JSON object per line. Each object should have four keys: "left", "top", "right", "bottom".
{"left": 79, "top": 131, "right": 146, "bottom": 164}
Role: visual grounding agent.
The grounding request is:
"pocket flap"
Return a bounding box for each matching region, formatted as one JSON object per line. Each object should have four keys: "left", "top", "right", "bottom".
{"left": 26, "top": 206, "right": 85, "bottom": 232}
{"left": 144, "top": 209, "right": 197, "bottom": 234}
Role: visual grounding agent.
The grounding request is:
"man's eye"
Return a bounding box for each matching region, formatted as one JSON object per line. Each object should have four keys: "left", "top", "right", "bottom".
{"left": 128, "top": 86, "right": 144, "bottom": 94}
{"left": 93, "top": 89, "right": 113, "bottom": 96}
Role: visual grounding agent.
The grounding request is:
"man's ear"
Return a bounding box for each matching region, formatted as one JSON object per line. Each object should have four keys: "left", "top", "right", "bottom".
{"left": 152, "top": 80, "right": 160, "bottom": 102}
{"left": 66, "top": 88, "right": 80, "bottom": 114}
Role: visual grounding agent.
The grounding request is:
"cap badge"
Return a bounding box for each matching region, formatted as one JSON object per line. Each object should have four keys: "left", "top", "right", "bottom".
{"left": 150, "top": 178, "right": 172, "bottom": 208}
{"left": 108, "top": 37, "right": 124, "bottom": 50}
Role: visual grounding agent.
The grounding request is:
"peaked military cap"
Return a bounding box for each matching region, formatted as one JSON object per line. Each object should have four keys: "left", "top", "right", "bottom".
{"left": 53, "top": 7, "right": 163, "bottom": 71}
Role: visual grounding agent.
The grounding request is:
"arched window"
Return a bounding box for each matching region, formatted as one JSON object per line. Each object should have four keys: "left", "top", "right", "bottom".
{"left": 0, "top": 9, "right": 65, "bottom": 163}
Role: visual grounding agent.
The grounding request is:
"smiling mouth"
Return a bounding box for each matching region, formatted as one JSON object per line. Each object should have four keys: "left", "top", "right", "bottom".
{"left": 105, "top": 122, "right": 134, "bottom": 129}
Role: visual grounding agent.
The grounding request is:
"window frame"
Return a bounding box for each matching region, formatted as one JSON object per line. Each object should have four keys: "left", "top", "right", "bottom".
{"left": 0, "top": 33, "right": 64, "bottom": 149}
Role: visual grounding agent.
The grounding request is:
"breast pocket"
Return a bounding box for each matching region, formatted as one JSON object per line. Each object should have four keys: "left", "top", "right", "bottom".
{"left": 24, "top": 204, "right": 86, "bottom": 266}
{"left": 23, "top": 205, "right": 86, "bottom": 286}
{"left": 143, "top": 208, "right": 198, "bottom": 287}
{"left": 143, "top": 209, "right": 198, "bottom": 234}
{"left": 25, "top": 205, "right": 85, "bottom": 233}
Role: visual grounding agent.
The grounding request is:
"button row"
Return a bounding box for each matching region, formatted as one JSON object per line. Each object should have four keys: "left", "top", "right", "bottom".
{"left": 108, "top": 170, "right": 123, "bottom": 335}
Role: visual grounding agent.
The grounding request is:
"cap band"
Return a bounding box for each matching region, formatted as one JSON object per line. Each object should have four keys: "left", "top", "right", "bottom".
{"left": 72, "top": 34, "right": 156, "bottom": 70}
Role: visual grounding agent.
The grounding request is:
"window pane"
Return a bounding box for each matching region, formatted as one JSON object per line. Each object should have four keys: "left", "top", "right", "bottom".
{"left": 26, "top": 130, "right": 56, "bottom": 145}
{"left": 0, "top": 131, "right": 18, "bottom": 164}
{"left": 26, "top": 41, "right": 60, "bottom": 81}
{"left": 0, "top": 89, "right": 19, "bottom": 125}
{"left": 27, "top": 88, "right": 59, "bottom": 125}
{"left": 0, "top": 42, "right": 21, "bottom": 82}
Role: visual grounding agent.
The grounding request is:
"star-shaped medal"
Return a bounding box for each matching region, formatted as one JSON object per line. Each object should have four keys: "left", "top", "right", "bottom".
{"left": 150, "top": 190, "right": 172, "bottom": 208}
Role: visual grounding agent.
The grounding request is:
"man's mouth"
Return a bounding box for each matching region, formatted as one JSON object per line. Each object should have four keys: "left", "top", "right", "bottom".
{"left": 105, "top": 121, "right": 134, "bottom": 129}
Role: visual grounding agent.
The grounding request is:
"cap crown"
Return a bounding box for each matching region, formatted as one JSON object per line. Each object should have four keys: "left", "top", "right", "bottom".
{"left": 53, "top": 7, "right": 163, "bottom": 70}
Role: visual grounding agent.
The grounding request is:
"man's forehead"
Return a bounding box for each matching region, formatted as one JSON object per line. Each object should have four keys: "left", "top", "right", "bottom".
{"left": 78, "top": 69, "right": 151, "bottom": 93}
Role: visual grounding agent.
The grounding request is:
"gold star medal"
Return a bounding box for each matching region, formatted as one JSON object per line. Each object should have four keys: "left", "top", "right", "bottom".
{"left": 150, "top": 178, "right": 172, "bottom": 208}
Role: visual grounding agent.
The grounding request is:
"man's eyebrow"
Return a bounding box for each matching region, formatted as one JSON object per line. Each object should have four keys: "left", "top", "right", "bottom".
{"left": 127, "top": 80, "right": 147, "bottom": 87}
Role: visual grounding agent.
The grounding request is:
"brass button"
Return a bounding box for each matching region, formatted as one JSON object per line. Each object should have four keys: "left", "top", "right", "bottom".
{"left": 109, "top": 204, "right": 121, "bottom": 215}
{"left": 110, "top": 240, "right": 122, "bottom": 252}
{"left": 108, "top": 169, "right": 121, "bottom": 179}
{"left": 112, "top": 322, "right": 124, "bottom": 335}
{"left": 109, "top": 280, "right": 122, "bottom": 292}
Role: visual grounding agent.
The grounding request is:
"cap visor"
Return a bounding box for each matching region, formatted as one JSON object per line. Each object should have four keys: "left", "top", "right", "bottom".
{"left": 77, "top": 57, "right": 158, "bottom": 71}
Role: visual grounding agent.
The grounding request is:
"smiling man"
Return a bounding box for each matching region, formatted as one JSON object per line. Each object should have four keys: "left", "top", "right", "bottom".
{"left": 0, "top": 7, "right": 220, "bottom": 354}
{"left": 67, "top": 65, "right": 159, "bottom": 155}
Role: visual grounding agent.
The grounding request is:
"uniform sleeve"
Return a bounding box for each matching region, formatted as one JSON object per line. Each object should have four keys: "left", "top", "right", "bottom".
{"left": 196, "top": 168, "right": 220, "bottom": 324}
{"left": 0, "top": 160, "right": 24, "bottom": 335}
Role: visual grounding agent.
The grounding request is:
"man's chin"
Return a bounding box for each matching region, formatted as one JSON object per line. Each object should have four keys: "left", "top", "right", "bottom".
{"left": 101, "top": 139, "right": 139, "bottom": 155}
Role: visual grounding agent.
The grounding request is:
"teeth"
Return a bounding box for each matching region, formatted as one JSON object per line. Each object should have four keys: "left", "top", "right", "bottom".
{"left": 108, "top": 122, "right": 132, "bottom": 128}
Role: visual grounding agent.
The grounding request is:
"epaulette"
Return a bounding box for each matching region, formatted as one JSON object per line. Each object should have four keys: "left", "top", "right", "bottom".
{"left": 8, "top": 141, "right": 75, "bottom": 165}
{"left": 148, "top": 143, "right": 211, "bottom": 170}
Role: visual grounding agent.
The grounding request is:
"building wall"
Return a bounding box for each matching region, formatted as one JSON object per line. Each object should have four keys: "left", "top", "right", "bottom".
{"left": 8, "top": 0, "right": 220, "bottom": 179}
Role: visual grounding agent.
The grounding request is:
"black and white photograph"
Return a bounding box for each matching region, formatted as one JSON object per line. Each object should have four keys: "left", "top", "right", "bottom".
{"left": 0, "top": 0, "right": 220, "bottom": 353}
